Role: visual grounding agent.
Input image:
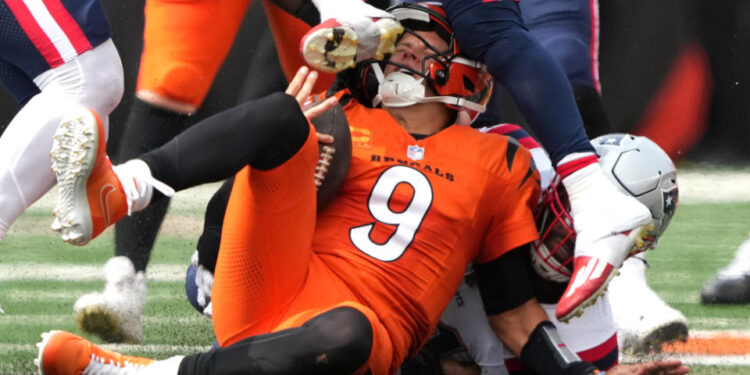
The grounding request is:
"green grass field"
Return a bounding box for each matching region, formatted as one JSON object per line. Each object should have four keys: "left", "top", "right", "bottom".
{"left": 1, "top": 184, "right": 749, "bottom": 374}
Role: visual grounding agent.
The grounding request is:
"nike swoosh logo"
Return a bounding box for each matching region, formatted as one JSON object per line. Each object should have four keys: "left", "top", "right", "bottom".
{"left": 99, "top": 183, "right": 116, "bottom": 226}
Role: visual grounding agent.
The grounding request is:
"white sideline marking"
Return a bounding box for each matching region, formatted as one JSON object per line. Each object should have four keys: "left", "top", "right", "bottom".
{"left": 0, "top": 264, "right": 186, "bottom": 282}
{"left": 678, "top": 171, "right": 750, "bottom": 203}
{"left": 621, "top": 353, "right": 750, "bottom": 366}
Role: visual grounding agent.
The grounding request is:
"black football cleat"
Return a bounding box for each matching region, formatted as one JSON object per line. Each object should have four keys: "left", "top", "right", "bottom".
{"left": 700, "top": 273, "right": 750, "bottom": 304}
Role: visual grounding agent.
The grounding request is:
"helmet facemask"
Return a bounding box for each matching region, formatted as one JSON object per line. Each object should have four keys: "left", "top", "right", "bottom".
{"left": 531, "top": 176, "right": 576, "bottom": 283}
{"left": 374, "top": 2, "right": 493, "bottom": 123}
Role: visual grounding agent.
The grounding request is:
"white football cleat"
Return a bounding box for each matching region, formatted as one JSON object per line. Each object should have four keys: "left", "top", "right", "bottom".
{"left": 50, "top": 107, "right": 129, "bottom": 245}
{"left": 49, "top": 106, "right": 174, "bottom": 245}
{"left": 301, "top": 16, "right": 403, "bottom": 73}
{"left": 74, "top": 256, "right": 146, "bottom": 343}
{"left": 556, "top": 163, "right": 653, "bottom": 322}
{"left": 608, "top": 254, "right": 688, "bottom": 353}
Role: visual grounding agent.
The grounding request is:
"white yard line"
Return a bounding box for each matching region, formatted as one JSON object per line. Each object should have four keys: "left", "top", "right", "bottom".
{"left": 0, "top": 263, "right": 186, "bottom": 282}
{"left": 19, "top": 171, "right": 750, "bottom": 212}
{"left": 26, "top": 183, "right": 222, "bottom": 212}
{"left": 4, "top": 289, "right": 186, "bottom": 301}
{"left": 0, "top": 343, "right": 211, "bottom": 353}
{"left": 0, "top": 315, "right": 208, "bottom": 325}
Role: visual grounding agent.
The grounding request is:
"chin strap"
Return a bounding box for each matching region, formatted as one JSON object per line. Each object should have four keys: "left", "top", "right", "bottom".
{"left": 378, "top": 71, "right": 486, "bottom": 113}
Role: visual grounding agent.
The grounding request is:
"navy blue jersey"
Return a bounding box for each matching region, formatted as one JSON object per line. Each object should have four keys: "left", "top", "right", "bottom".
{"left": 0, "top": 0, "right": 110, "bottom": 104}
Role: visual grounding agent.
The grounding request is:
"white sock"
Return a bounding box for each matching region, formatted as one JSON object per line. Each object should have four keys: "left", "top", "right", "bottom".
{"left": 139, "top": 355, "right": 184, "bottom": 375}
{"left": 113, "top": 159, "right": 175, "bottom": 215}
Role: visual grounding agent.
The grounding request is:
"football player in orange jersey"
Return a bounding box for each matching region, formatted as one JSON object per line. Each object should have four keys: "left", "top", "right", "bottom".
{"left": 73, "top": 0, "right": 402, "bottom": 344}
{"left": 38, "top": 3, "right": 686, "bottom": 375}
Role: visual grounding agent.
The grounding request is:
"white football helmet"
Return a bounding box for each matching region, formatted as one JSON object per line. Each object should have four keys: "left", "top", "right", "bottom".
{"left": 531, "top": 134, "right": 678, "bottom": 282}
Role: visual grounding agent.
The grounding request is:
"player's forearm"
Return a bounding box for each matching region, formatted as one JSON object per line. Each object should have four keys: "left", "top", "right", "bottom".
{"left": 488, "top": 300, "right": 602, "bottom": 375}
{"left": 487, "top": 298, "right": 548, "bottom": 356}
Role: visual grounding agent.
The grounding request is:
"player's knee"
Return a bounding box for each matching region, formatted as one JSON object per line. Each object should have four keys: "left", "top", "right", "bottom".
{"left": 138, "top": 62, "right": 213, "bottom": 110}
{"left": 257, "top": 92, "right": 309, "bottom": 144}
{"left": 483, "top": 26, "right": 536, "bottom": 70}
{"left": 305, "top": 307, "right": 374, "bottom": 370}
{"left": 540, "top": 35, "right": 591, "bottom": 83}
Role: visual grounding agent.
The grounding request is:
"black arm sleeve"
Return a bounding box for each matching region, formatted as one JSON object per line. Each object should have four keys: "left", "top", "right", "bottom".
{"left": 475, "top": 245, "right": 536, "bottom": 316}
{"left": 520, "top": 322, "right": 599, "bottom": 375}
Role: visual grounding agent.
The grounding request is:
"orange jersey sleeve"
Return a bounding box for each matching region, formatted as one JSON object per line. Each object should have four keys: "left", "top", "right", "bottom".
{"left": 475, "top": 135, "right": 542, "bottom": 264}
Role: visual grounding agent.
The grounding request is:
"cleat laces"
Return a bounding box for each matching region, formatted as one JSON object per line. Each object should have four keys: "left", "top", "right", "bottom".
{"left": 113, "top": 160, "right": 175, "bottom": 215}
{"left": 82, "top": 354, "right": 143, "bottom": 375}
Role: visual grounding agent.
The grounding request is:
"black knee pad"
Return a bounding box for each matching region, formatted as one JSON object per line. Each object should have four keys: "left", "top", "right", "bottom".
{"left": 303, "top": 306, "right": 374, "bottom": 369}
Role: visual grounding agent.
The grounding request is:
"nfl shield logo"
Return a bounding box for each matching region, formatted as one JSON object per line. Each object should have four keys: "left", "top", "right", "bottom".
{"left": 407, "top": 145, "right": 425, "bottom": 161}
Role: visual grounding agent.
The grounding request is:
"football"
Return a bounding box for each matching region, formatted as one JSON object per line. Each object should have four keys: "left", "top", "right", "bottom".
{"left": 310, "top": 103, "right": 352, "bottom": 212}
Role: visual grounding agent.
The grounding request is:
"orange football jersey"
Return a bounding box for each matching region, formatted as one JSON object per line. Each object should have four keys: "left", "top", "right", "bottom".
{"left": 312, "top": 93, "right": 542, "bottom": 363}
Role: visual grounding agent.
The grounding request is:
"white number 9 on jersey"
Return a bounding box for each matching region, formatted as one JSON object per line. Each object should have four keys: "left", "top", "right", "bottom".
{"left": 350, "top": 165, "right": 434, "bottom": 261}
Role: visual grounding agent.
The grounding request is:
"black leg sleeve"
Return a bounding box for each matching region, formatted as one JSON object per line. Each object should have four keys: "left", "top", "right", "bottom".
{"left": 178, "top": 307, "right": 373, "bottom": 375}
{"left": 114, "top": 199, "right": 169, "bottom": 271}
{"left": 139, "top": 92, "right": 310, "bottom": 191}
{"left": 114, "top": 98, "right": 195, "bottom": 271}
{"left": 572, "top": 85, "right": 614, "bottom": 138}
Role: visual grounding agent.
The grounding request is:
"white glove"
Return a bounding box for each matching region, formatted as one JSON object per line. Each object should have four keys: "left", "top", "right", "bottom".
{"left": 0, "top": 301, "right": 4, "bottom": 314}
{"left": 190, "top": 251, "right": 214, "bottom": 318}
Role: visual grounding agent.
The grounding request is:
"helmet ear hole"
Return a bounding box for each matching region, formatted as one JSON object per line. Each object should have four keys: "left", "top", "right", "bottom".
{"left": 434, "top": 69, "right": 448, "bottom": 85}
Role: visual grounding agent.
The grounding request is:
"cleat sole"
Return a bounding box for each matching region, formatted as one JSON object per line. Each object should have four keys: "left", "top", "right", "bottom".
{"left": 558, "top": 269, "right": 618, "bottom": 324}
{"left": 76, "top": 306, "right": 126, "bottom": 344}
{"left": 50, "top": 113, "right": 99, "bottom": 246}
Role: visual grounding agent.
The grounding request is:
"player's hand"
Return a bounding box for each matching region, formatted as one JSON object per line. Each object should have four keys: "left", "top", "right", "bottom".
{"left": 286, "top": 66, "right": 338, "bottom": 121}
{"left": 605, "top": 360, "right": 689, "bottom": 375}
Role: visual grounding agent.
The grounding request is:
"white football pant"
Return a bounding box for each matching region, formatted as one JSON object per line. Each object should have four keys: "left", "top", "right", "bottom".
{"left": 0, "top": 39, "right": 123, "bottom": 241}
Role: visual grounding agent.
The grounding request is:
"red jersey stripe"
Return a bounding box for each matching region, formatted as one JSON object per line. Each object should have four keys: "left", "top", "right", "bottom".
{"left": 42, "top": 0, "right": 92, "bottom": 54}
{"left": 5, "top": 0, "right": 64, "bottom": 67}
{"left": 589, "top": 0, "right": 601, "bottom": 93}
